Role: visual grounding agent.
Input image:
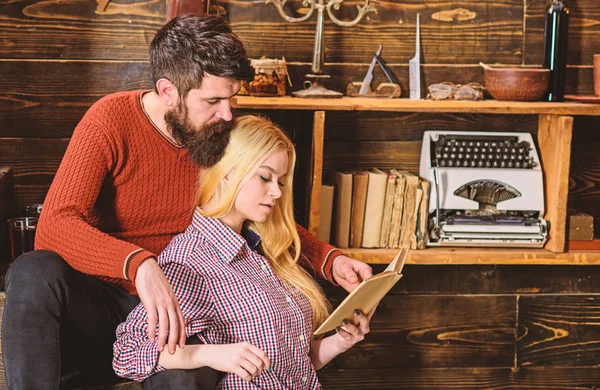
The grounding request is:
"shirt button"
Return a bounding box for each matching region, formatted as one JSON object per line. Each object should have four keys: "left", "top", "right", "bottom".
{"left": 302, "top": 376, "right": 308, "bottom": 383}
{"left": 146, "top": 365, "right": 153, "bottom": 373}
{"left": 286, "top": 296, "right": 292, "bottom": 303}
{"left": 261, "top": 264, "right": 267, "bottom": 271}
{"left": 299, "top": 334, "right": 305, "bottom": 341}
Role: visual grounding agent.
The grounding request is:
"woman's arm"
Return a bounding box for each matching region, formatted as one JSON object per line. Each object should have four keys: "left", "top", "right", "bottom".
{"left": 114, "top": 259, "right": 272, "bottom": 382}
{"left": 113, "top": 261, "right": 212, "bottom": 381}
{"left": 309, "top": 310, "right": 372, "bottom": 370}
{"left": 158, "top": 342, "right": 271, "bottom": 382}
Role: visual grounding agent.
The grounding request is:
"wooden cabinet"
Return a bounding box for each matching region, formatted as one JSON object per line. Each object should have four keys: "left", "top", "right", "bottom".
{"left": 233, "top": 96, "right": 600, "bottom": 265}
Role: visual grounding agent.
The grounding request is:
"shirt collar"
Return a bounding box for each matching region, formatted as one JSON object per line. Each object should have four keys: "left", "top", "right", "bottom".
{"left": 191, "top": 210, "right": 261, "bottom": 262}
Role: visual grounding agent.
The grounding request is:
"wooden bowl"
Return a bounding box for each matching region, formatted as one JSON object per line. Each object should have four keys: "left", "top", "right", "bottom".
{"left": 484, "top": 67, "right": 550, "bottom": 101}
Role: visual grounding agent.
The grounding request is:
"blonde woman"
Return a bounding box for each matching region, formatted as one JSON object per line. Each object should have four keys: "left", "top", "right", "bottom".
{"left": 113, "top": 115, "right": 371, "bottom": 389}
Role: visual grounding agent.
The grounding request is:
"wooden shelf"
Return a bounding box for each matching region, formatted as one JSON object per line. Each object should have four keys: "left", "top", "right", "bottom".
{"left": 345, "top": 247, "right": 600, "bottom": 265}
{"left": 234, "top": 96, "right": 585, "bottom": 256}
{"left": 234, "top": 96, "right": 600, "bottom": 116}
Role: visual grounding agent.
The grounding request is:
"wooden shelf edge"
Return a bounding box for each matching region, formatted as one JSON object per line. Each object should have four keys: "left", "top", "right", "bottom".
{"left": 343, "top": 248, "right": 600, "bottom": 265}
{"left": 233, "top": 96, "right": 600, "bottom": 116}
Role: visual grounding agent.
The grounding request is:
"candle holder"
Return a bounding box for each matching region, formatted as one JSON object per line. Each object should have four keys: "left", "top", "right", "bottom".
{"left": 266, "top": 0, "right": 377, "bottom": 98}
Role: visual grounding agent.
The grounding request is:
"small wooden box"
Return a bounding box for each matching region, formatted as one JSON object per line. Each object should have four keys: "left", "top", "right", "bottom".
{"left": 568, "top": 211, "right": 594, "bottom": 241}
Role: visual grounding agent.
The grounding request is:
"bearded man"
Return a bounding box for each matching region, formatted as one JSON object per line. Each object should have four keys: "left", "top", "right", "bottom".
{"left": 1, "top": 15, "right": 372, "bottom": 390}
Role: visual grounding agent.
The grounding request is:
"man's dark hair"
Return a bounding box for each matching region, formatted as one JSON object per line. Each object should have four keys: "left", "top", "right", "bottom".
{"left": 149, "top": 15, "right": 254, "bottom": 97}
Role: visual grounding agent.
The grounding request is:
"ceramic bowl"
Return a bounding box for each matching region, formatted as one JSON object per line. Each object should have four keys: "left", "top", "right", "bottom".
{"left": 484, "top": 67, "right": 550, "bottom": 101}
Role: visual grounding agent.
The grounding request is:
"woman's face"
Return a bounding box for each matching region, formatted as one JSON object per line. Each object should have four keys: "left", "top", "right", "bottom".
{"left": 222, "top": 148, "right": 289, "bottom": 232}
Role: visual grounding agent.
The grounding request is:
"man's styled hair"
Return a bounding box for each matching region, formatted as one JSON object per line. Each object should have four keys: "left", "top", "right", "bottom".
{"left": 196, "top": 115, "right": 330, "bottom": 331}
{"left": 149, "top": 14, "right": 254, "bottom": 97}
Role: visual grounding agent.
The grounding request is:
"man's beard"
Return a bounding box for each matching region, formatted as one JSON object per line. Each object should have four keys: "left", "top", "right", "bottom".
{"left": 165, "top": 106, "right": 235, "bottom": 168}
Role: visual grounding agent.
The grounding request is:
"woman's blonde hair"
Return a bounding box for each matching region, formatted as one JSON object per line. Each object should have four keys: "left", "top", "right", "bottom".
{"left": 196, "top": 115, "right": 330, "bottom": 330}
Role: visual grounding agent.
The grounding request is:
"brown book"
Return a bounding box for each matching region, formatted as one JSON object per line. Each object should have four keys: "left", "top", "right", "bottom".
{"left": 317, "top": 184, "right": 334, "bottom": 244}
{"left": 379, "top": 171, "right": 398, "bottom": 248}
{"left": 416, "top": 179, "right": 431, "bottom": 249}
{"left": 331, "top": 170, "right": 353, "bottom": 248}
{"left": 388, "top": 171, "right": 406, "bottom": 249}
{"left": 314, "top": 249, "right": 408, "bottom": 336}
{"left": 397, "top": 171, "right": 420, "bottom": 249}
{"left": 361, "top": 168, "right": 389, "bottom": 248}
{"left": 408, "top": 186, "right": 423, "bottom": 249}
{"left": 350, "top": 171, "right": 369, "bottom": 248}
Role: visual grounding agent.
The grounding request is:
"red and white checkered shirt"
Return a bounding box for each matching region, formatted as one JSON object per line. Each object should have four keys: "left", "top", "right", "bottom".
{"left": 113, "top": 211, "right": 321, "bottom": 389}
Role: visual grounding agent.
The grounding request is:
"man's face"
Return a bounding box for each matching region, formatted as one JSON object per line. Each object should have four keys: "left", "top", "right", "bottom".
{"left": 165, "top": 75, "right": 241, "bottom": 168}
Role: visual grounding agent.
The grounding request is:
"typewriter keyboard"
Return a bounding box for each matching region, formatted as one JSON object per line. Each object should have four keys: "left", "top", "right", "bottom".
{"left": 430, "top": 134, "right": 536, "bottom": 169}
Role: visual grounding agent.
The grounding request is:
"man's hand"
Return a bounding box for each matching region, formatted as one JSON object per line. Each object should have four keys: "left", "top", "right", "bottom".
{"left": 135, "top": 257, "right": 186, "bottom": 355}
{"left": 332, "top": 255, "right": 373, "bottom": 292}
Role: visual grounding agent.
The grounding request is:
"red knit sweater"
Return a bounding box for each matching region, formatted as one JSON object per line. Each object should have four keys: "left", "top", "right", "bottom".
{"left": 36, "top": 90, "right": 342, "bottom": 294}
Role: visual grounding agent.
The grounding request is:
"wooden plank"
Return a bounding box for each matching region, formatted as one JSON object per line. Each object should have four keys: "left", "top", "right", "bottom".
{"left": 234, "top": 96, "right": 600, "bottom": 116}
{"left": 538, "top": 115, "right": 574, "bottom": 253}
{"left": 324, "top": 112, "right": 538, "bottom": 141}
{"left": 0, "top": 0, "right": 164, "bottom": 60}
{"left": 0, "top": 139, "right": 69, "bottom": 211}
{"left": 318, "top": 367, "right": 600, "bottom": 389}
{"left": 343, "top": 247, "right": 600, "bottom": 265}
{"left": 324, "top": 140, "right": 421, "bottom": 172}
{"left": 327, "top": 295, "right": 516, "bottom": 369}
{"left": 518, "top": 295, "right": 600, "bottom": 367}
{"left": 308, "top": 111, "right": 325, "bottom": 236}
{"left": 0, "top": 61, "right": 152, "bottom": 138}
{"left": 229, "top": 0, "right": 524, "bottom": 64}
{"left": 347, "top": 264, "right": 600, "bottom": 295}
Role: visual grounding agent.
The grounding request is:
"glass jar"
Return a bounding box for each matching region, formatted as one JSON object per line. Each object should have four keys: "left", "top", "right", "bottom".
{"left": 249, "top": 58, "right": 290, "bottom": 97}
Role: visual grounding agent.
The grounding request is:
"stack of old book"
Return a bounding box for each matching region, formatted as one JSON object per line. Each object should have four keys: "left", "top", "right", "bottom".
{"left": 319, "top": 169, "right": 430, "bottom": 249}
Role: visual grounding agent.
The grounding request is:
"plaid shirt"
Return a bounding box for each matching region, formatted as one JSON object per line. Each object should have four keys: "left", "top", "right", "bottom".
{"left": 113, "top": 211, "right": 321, "bottom": 389}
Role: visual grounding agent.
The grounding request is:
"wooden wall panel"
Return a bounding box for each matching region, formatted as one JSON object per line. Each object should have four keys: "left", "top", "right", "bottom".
{"left": 227, "top": 0, "right": 524, "bottom": 64}
{"left": 324, "top": 112, "right": 538, "bottom": 141}
{"left": 0, "top": 139, "right": 68, "bottom": 211}
{"left": 318, "top": 367, "right": 600, "bottom": 389}
{"left": 0, "top": 0, "right": 163, "bottom": 60}
{"left": 327, "top": 295, "right": 516, "bottom": 369}
{"left": 518, "top": 295, "right": 600, "bottom": 367}
{"left": 1, "top": 61, "right": 152, "bottom": 138}
{"left": 326, "top": 265, "right": 600, "bottom": 295}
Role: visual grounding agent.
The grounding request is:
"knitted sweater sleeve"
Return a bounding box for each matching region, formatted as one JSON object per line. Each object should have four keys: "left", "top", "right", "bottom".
{"left": 296, "top": 223, "right": 344, "bottom": 285}
{"left": 35, "top": 118, "right": 152, "bottom": 282}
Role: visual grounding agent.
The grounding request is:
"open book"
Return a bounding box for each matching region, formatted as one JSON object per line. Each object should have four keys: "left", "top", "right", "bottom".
{"left": 314, "top": 249, "right": 408, "bottom": 336}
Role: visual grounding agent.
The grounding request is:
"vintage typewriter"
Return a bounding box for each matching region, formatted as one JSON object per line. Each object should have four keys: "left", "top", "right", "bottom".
{"left": 419, "top": 131, "right": 548, "bottom": 248}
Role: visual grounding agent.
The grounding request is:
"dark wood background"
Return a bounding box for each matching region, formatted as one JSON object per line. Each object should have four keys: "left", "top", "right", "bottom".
{"left": 2, "top": 0, "right": 600, "bottom": 388}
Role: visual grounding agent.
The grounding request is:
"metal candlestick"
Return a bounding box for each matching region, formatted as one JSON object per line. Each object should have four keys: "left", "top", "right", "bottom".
{"left": 266, "top": 0, "right": 377, "bottom": 98}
